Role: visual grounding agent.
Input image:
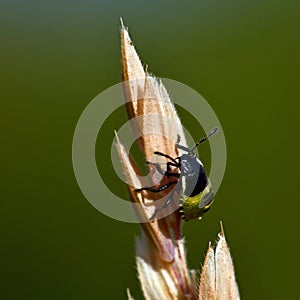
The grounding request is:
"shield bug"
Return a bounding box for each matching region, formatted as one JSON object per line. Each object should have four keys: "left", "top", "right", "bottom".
{"left": 135, "top": 128, "right": 218, "bottom": 221}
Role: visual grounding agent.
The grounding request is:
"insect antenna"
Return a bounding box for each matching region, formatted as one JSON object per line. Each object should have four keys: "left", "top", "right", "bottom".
{"left": 190, "top": 127, "right": 218, "bottom": 152}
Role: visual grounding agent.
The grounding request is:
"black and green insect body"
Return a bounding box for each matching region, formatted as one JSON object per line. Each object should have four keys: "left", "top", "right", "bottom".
{"left": 178, "top": 152, "right": 215, "bottom": 221}
{"left": 135, "top": 128, "right": 218, "bottom": 221}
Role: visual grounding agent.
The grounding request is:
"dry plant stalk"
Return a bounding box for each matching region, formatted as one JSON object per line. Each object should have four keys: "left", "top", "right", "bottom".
{"left": 116, "top": 19, "right": 240, "bottom": 300}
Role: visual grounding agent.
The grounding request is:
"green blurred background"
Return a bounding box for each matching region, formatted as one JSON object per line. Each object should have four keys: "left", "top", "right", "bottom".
{"left": 1, "top": 0, "right": 299, "bottom": 299}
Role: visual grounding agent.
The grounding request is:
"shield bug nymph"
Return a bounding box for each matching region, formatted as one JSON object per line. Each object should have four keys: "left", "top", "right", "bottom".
{"left": 135, "top": 128, "right": 218, "bottom": 221}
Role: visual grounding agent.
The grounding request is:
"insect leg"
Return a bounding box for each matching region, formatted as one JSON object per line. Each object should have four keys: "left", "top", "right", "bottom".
{"left": 153, "top": 151, "right": 178, "bottom": 165}
{"left": 147, "top": 161, "right": 180, "bottom": 178}
{"left": 149, "top": 190, "right": 175, "bottom": 221}
{"left": 135, "top": 181, "right": 178, "bottom": 193}
{"left": 149, "top": 183, "right": 181, "bottom": 221}
{"left": 166, "top": 161, "right": 180, "bottom": 171}
{"left": 164, "top": 171, "right": 180, "bottom": 178}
